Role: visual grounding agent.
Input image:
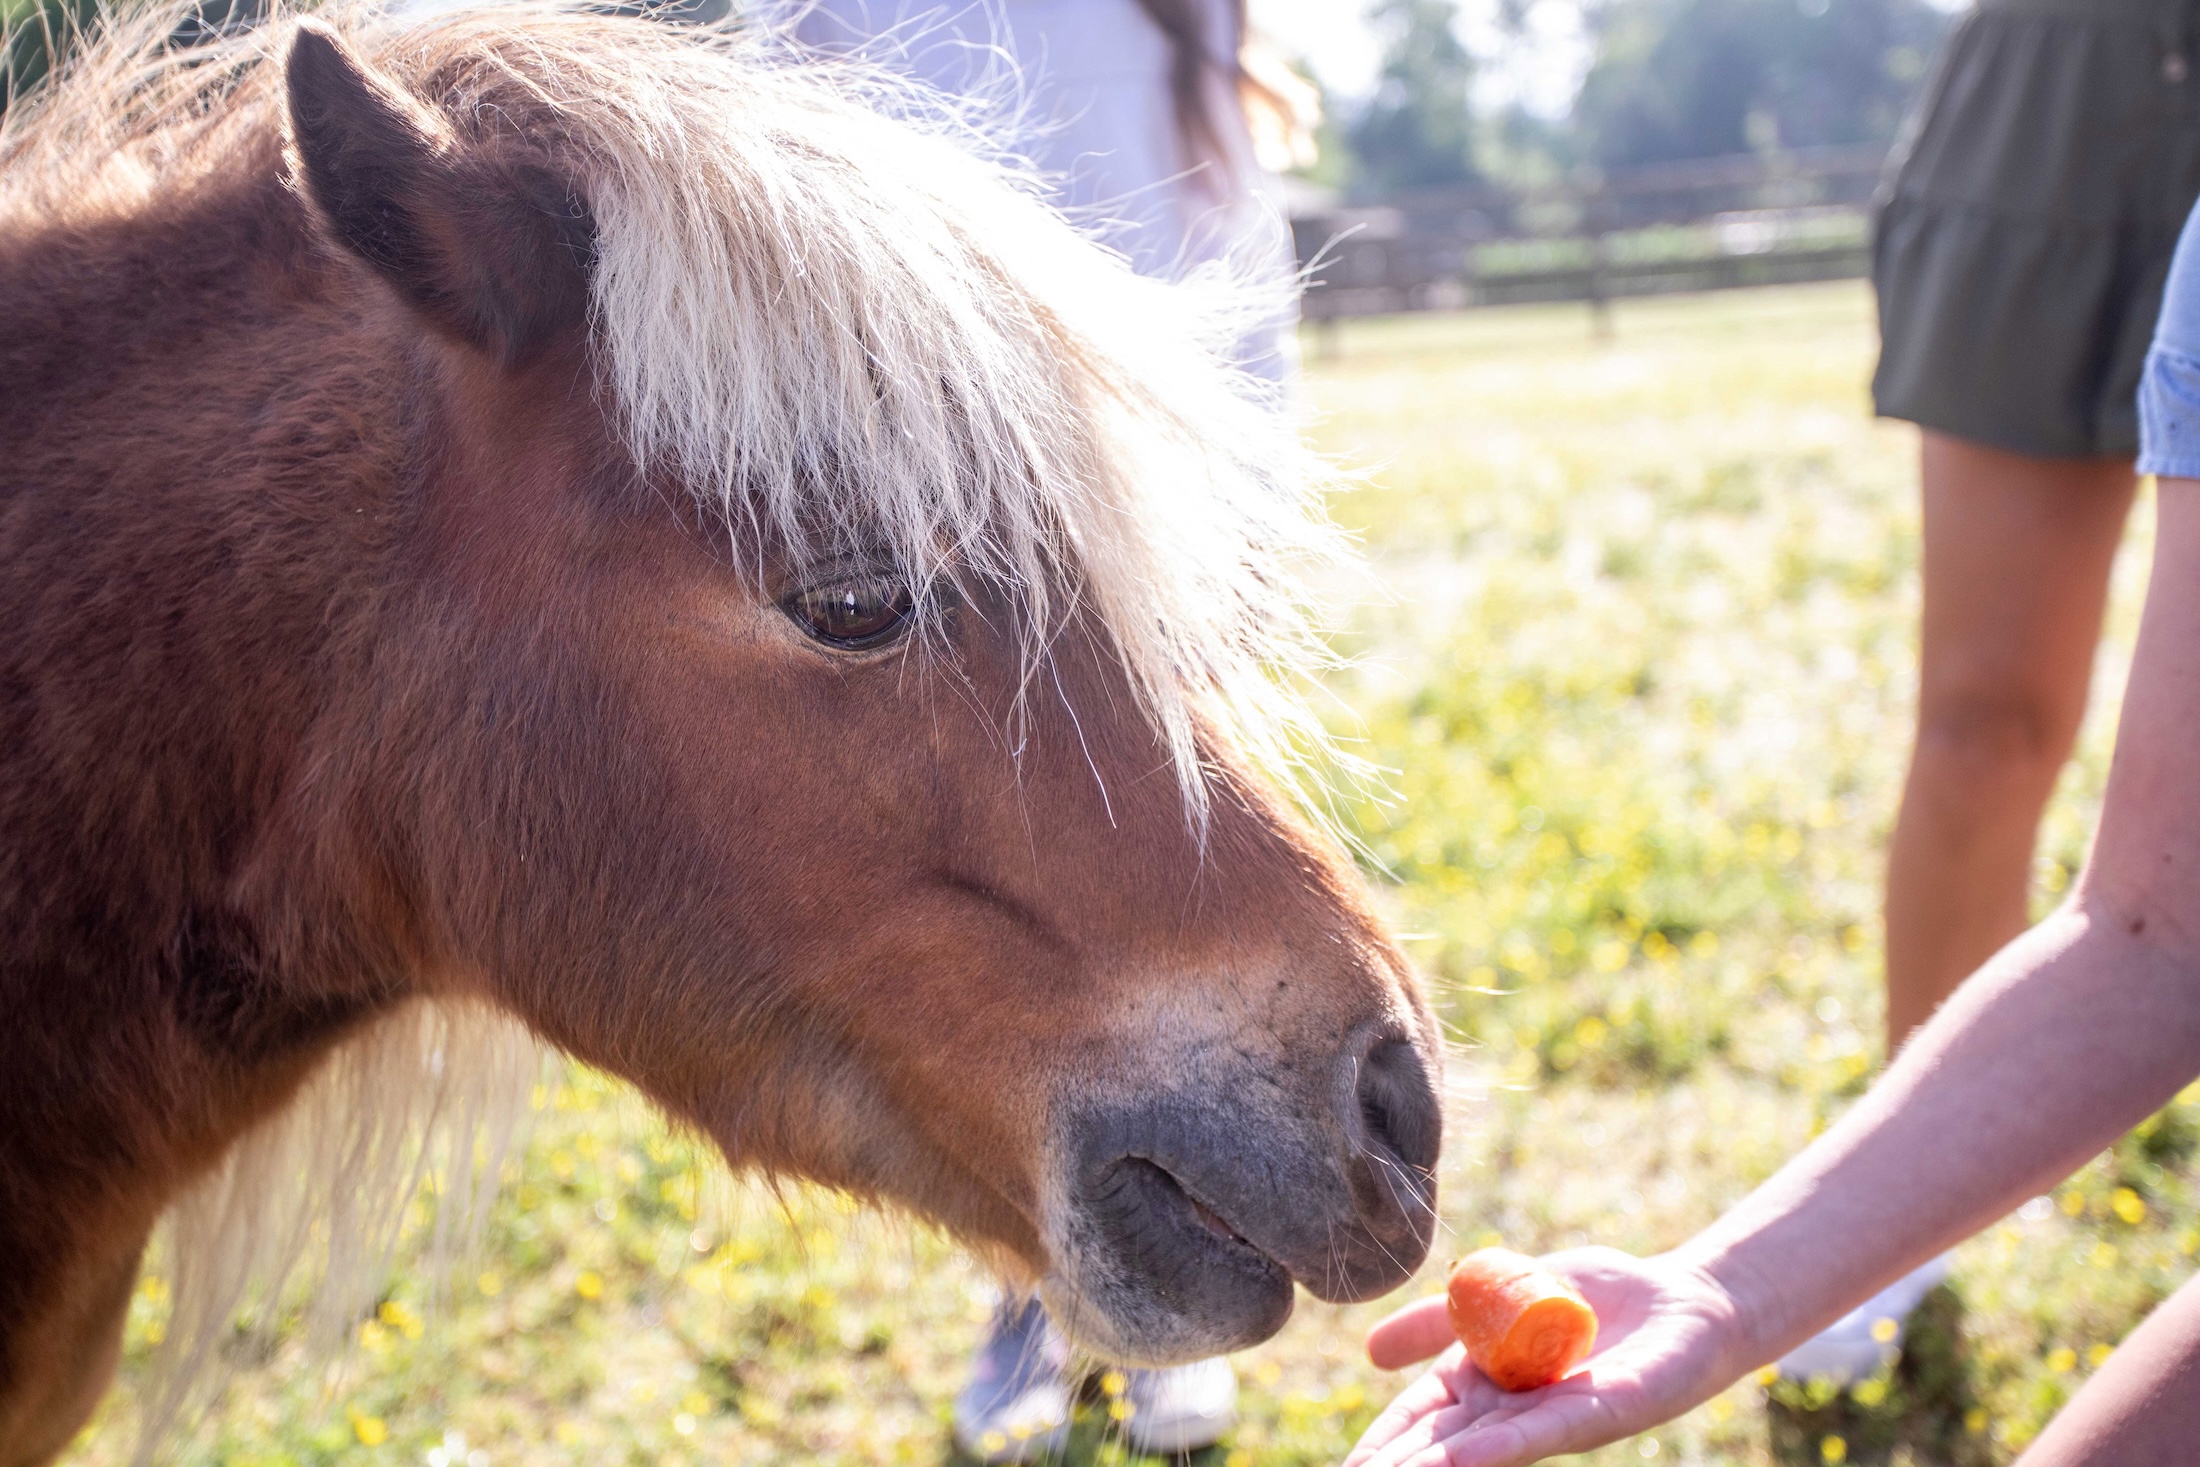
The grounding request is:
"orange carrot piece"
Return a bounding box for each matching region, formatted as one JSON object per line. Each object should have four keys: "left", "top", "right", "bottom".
{"left": 1446, "top": 1247, "right": 1599, "bottom": 1391}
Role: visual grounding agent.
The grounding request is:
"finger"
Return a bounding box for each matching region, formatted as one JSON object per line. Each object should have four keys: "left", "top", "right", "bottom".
{"left": 1344, "top": 1363, "right": 1462, "bottom": 1467}
{"left": 1375, "top": 1415, "right": 1556, "bottom": 1467}
{"left": 1356, "top": 1398, "right": 1487, "bottom": 1467}
{"left": 1428, "top": 1389, "right": 1625, "bottom": 1467}
{"left": 1368, "top": 1295, "right": 1455, "bottom": 1369}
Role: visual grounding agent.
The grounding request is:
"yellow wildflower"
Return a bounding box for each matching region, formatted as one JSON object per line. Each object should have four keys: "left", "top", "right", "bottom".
{"left": 346, "top": 1404, "right": 387, "bottom": 1447}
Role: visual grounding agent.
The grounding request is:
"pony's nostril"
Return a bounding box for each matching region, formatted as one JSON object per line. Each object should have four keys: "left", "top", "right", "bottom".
{"left": 1354, "top": 1039, "right": 1440, "bottom": 1174}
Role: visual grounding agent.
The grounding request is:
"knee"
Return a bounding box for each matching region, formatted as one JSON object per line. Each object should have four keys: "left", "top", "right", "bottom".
{"left": 1912, "top": 685, "right": 2082, "bottom": 791}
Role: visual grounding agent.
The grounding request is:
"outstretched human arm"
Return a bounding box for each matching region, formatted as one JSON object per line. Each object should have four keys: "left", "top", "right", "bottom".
{"left": 1346, "top": 480, "right": 2200, "bottom": 1467}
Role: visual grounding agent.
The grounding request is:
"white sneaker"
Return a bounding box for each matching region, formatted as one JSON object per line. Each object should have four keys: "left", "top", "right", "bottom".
{"left": 1776, "top": 1254, "right": 1951, "bottom": 1386}
{"left": 1117, "top": 1355, "right": 1238, "bottom": 1455}
{"left": 952, "top": 1298, "right": 1072, "bottom": 1464}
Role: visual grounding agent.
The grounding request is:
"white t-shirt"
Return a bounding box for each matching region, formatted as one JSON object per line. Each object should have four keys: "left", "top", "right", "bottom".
{"left": 766, "top": 0, "right": 1298, "bottom": 381}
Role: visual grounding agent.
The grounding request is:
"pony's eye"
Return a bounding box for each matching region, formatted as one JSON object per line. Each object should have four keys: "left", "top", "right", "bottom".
{"left": 783, "top": 575, "right": 916, "bottom": 650}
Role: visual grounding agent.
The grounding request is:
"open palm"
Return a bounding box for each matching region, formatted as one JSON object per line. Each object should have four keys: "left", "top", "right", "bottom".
{"left": 1344, "top": 1248, "right": 1750, "bottom": 1467}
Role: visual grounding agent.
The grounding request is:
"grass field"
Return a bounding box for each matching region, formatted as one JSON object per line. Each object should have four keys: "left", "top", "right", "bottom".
{"left": 64, "top": 281, "right": 2200, "bottom": 1467}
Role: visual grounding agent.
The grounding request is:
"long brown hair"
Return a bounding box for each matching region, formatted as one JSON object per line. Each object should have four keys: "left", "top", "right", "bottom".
{"left": 1144, "top": 0, "right": 1311, "bottom": 188}
{"left": 1133, "top": 0, "right": 1238, "bottom": 174}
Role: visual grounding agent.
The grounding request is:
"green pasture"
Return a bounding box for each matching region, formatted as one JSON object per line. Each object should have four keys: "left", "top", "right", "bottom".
{"left": 65, "top": 281, "right": 2199, "bottom": 1467}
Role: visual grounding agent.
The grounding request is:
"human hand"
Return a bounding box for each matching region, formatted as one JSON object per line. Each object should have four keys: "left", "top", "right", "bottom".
{"left": 1344, "top": 1248, "right": 1751, "bottom": 1467}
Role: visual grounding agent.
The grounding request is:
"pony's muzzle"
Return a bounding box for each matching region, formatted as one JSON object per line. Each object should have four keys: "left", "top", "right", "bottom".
{"left": 1325, "top": 1028, "right": 1443, "bottom": 1298}
{"left": 1044, "top": 1026, "right": 1441, "bottom": 1364}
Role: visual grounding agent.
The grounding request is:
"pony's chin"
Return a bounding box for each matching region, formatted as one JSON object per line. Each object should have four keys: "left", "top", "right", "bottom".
{"left": 1039, "top": 1157, "right": 1296, "bottom": 1365}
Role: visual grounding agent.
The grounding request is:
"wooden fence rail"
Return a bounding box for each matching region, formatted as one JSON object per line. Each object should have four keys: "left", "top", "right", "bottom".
{"left": 1291, "top": 143, "right": 1890, "bottom": 326}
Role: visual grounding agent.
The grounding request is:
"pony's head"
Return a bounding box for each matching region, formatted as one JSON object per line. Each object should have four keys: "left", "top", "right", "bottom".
{"left": 4, "top": 4, "right": 1440, "bottom": 1372}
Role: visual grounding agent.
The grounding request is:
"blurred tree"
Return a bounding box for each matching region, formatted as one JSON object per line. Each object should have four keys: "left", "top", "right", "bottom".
{"left": 1574, "top": 0, "right": 1951, "bottom": 167}
{"left": 1344, "top": 0, "right": 1482, "bottom": 194}
{"left": 1285, "top": 68, "right": 1358, "bottom": 193}
{"left": 3, "top": 0, "right": 96, "bottom": 112}
{"left": 1466, "top": 0, "right": 1584, "bottom": 187}
{"left": 1476, "top": 103, "right": 1579, "bottom": 188}
{"left": 3, "top": 0, "right": 263, "bottom": 115}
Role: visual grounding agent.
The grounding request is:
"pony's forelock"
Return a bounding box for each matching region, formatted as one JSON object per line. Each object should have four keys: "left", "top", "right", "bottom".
{"left": 553, "top": 10, "right": 1346, "bottom": 819}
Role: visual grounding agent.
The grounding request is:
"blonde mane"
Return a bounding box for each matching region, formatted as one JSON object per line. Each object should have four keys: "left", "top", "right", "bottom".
{"left": 0, "top": 1, "right": 1349, "bottom": 1451}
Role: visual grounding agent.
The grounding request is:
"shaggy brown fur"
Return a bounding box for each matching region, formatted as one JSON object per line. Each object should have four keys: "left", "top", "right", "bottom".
{"left": 0, "top": 11, "right": 1440, "bottom": 1460}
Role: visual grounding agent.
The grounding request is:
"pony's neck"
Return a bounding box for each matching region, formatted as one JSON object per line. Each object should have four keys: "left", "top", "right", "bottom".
{"left": 0, "top": 161, "right": 413, "bottom": 1368}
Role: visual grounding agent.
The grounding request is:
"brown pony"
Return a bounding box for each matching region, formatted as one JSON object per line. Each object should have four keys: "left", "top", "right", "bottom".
{"left": 0, "top": 6, "right": 1440, "bottom": 1459}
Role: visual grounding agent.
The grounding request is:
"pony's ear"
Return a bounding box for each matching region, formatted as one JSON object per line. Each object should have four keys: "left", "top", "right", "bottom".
{"left": 285, "top": 24, "right": 594, "bottom": 365}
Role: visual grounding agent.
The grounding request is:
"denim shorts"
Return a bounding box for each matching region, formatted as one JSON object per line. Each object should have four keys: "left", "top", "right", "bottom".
{"left": 2140, "top": 199, "right": 2200, "bottom": 478}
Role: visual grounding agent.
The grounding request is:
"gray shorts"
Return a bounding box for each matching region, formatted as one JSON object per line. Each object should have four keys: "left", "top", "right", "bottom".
{"left": 1872, "top": 0, "right": 2200, "bottom": 459}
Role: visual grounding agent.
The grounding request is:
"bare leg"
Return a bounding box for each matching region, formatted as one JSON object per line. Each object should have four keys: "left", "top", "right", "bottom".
{"left": 1883, "top": 433, "right": 2135, "bottom": 1049}
{"left": 2018, "top": 1270, "right": 2200, "bottom": 1465}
